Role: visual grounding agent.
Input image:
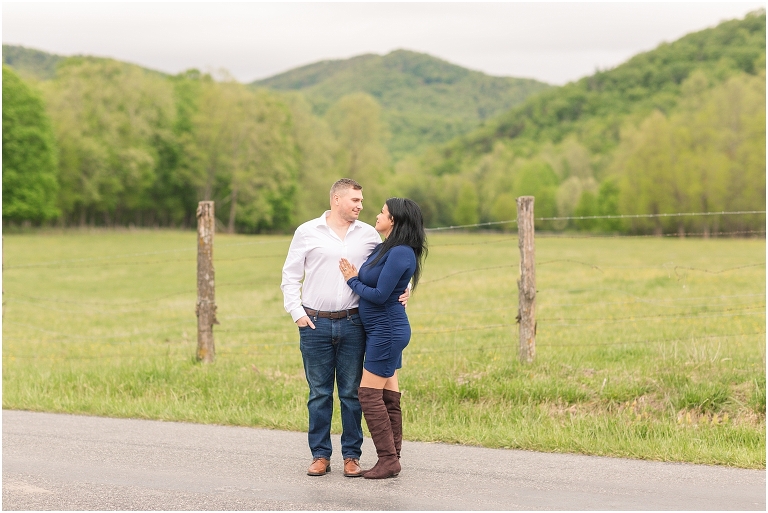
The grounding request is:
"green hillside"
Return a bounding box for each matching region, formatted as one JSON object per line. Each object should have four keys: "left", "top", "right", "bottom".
{"left": 3, "top": 45, "right": 172, "bottom": 82}
{"left": 395, "top": 11, "right": 765, "bottom": 232}
{"left": 3, "top": 45, "right": 64, "bottom": 81}
{"left": 252, "top": 49, "right": 552, "bottom": 159}
{"left": 442, "top": 11, "right": 766, "bottom": 163}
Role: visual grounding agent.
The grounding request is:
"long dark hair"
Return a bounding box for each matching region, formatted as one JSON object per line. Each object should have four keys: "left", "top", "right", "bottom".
{"left": 368, "top": 197, "right": 428, "bottom": 290}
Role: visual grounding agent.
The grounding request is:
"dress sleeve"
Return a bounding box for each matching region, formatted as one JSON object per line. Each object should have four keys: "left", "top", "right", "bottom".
{"left": 346, "top": 246, "right": 412, "bottom": 305}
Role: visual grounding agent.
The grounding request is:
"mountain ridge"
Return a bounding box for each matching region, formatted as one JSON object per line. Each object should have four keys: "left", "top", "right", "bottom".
{"left": 252, "top": 49, "right": 552, "bottom": 158}
{"left": 3, "top": 45, "right": 552, "bottom": 160}
{"left": 2, "top": 44, "right": 65, "bottom": 81}
{"left": 430, "top": 10, "right": 766, "bottom": 169}
{"left": 2, "top": 44, "right": 173, "bottom": 82}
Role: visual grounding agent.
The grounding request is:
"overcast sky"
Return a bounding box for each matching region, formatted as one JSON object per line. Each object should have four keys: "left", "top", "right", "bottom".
{"left": 3, "top": 2, "right": 764, "bottom": 85}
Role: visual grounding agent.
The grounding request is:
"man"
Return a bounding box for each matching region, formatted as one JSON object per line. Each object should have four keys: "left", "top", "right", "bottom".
{"left": 281, "top": 178, "right": 408, "bottom": 477}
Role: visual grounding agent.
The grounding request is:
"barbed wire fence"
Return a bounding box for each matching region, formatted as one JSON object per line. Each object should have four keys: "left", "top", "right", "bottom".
{"left": 2, "top": 203, "right": 765, "bottom": 363}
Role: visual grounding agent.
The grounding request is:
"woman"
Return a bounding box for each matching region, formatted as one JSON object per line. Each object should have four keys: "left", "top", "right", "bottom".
{"left": 339, "top": 197, "right": 427, "bottom": 479}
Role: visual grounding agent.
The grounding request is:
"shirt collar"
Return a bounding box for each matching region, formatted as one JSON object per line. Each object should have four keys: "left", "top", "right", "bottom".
{"left": 312, "top": 211, "right": 330, "bottom": 228}
{"left": 317, "top": 211, "right": 364, "bottom": 233}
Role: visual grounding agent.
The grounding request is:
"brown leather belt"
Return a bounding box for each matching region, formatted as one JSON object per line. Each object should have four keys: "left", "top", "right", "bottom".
{"left": 304, "top": 307, "right": 359, "bottom": 319}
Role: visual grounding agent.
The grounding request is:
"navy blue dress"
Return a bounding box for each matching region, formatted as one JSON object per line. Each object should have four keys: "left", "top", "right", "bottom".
{"left": 346, "top": 244, "right": 416, "bottom": 378}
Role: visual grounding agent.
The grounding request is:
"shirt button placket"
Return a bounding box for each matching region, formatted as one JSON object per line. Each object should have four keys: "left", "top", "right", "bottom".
{"left": 337, "top": 241, "right": 347, "bottom": 310}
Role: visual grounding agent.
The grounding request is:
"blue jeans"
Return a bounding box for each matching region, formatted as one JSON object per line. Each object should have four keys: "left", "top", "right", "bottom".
{"left": 299, "top": 313, "right": 366, "bottom": 460}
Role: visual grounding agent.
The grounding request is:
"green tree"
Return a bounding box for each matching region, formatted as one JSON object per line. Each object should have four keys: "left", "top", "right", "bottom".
{"left": 148, "top": 69, "right": 205, "bottom": 227}
{"left": 2, "top": 65, "right": 59, "bottom": 223}
{"left": 454, "top": 181, "right": 480, "bottom": 226}
{"left": 326, "top": 93, "right": 391, "bottom": 210}
{"left": 703, "top": 72, "right": 765, "bottom": 232}
{"left": 514, "top": 159, "right": 558, "bottom": 229}
{"left": 391, "top": 157, "right": 452, "bottom": 228}
{"left": 596, "top": 178, "right": 622, "bottom": 232}
{"left": 573, "top": 190, "right": 598, "bottom": 230}
{"left": 183, "top": 76, "right": 300, "bottom": 232}
{"left": 226, "top": 86, "right": 299, "bottom": 233}
{"left": 490, "top": 193, "right": 517, "bottom": 229}
{"left": 613, "top": 70, "right": 765, "bottom": 235}
{"left": 475, "top": 141, "right": 517, "bottom": 223}
{"left": 615, "top": 111, "right": 676, "bottom": 234}
{"left": 282, "top": 92, "right": 339, "bottom": 224}
{"left": 560, "top": 137, "right": 593, "bottom": 179}
{"left": 43, "top": 58, "right": 175, "bottom": 226}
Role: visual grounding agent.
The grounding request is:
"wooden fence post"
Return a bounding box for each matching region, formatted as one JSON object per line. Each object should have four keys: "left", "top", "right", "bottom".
{"left": 516, "top": 196, "right": 536, "bottom": 363}
{"left": 196, "top": 201, "right": 217, "bottom": 363}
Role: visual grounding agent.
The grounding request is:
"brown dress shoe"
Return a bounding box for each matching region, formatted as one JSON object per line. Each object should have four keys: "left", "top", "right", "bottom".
{"left": 343, "top": 458, "right": 363, "bottom": 477}
{"left": 307, "top": 457, "right": 331, "bottom": 476}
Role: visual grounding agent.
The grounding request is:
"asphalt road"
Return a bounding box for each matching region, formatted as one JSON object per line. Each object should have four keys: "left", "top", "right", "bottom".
{"left": 2, "top": 409, "right": 765, "bottom": 510}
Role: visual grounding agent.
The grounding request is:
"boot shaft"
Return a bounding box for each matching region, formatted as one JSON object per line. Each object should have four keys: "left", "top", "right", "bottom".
{"left": 358, "top": 387, "right": 397, "bottom": 460}
{"left": 382, "top": 389, "right": 402, "bottom": 458}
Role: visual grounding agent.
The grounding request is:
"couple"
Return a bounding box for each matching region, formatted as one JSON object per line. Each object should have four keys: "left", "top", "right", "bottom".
{"left": 280, "top": 178, "right": 427, "bottom": 480}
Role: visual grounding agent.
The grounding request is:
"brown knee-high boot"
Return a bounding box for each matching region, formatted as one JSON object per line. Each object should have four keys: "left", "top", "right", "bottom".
{"left": 382, "top": 389, "right": 402, "bottom": 459}
{"left": 358, "top": 387, "right": 401, "bottom": 479}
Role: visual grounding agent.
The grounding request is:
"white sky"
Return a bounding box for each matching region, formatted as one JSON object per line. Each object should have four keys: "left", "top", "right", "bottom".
{"left": 2, "top": 2, "right": 764, "bottom": 85}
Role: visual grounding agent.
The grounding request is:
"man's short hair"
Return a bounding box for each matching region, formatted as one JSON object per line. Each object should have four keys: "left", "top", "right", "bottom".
{"left": 330, "top": 178, "right": 363, "bottom": 199}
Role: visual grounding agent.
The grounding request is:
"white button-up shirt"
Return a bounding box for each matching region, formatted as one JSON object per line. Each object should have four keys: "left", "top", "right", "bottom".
{"left": 281, "top": 211, "right": 382, "bottom": 322}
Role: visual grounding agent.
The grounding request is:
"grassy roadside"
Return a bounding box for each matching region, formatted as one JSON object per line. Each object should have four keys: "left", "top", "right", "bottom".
{"left": 2, "top": 230, "right": 765, "bottom": 468}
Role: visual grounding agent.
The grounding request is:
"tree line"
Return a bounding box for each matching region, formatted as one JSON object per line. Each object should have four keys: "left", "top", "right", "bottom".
{"left": 3, "top": 60, "right": 391, "bottom": 232}
{"left": 3, "top": 11, "right": 765, "bottom": 234}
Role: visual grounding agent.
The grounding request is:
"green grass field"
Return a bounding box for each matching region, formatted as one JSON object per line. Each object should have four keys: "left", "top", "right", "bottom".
{"left": 2, "top": 229, "right": 765, "bottom": 468}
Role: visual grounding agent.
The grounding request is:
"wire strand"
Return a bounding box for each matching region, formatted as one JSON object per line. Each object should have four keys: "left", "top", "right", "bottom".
{"left": 4, "top": 320, "right": 195, "bottom": 340}
{"left": 536, "top": 210, "right": 766, "bottom": 222}
{"left": 422, "top": 210, "right": 766, "bottom": 232}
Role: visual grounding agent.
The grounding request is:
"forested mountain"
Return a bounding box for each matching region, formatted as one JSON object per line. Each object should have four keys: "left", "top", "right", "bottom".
{"left": 390, "top": 10, "right": 765, "bottom": 233}
{"left": 3, "top": 45, "right": 64, "bottom": 81}
{"left": 252, "top": 50, "right": 551, "bottom": 159}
